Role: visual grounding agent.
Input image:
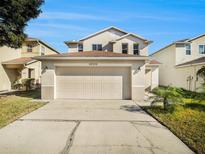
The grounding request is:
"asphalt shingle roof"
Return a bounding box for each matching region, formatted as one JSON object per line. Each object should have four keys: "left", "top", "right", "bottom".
{"left": 39, "top": 51, "right": 147, "bottom": 57}
{"left": 2, "top": 57, "right": 34, "bottom": 64}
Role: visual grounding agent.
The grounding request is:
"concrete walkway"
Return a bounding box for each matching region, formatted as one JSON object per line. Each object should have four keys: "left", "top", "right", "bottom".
{"left": 0, "top": 100, "right": 194, "bottom": 154}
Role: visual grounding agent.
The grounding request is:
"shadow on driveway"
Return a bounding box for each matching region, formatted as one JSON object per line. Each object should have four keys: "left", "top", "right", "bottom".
{"left": 120, "top": 105, "right": 145, "bottom": 113}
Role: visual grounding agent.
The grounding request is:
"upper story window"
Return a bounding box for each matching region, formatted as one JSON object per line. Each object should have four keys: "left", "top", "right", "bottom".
{"left": 185, "top": 44, "right": 191, "bottom": 55}
{"left": 92, "top": 44, "right": 102, "bottom": 51}
{"left": 133, "top": 43, "right": 139, "bottom": 55}
{"left": 41, "top": 46, "right": 45, "bottom": 55}
{"left": 27, "top": 45, "right": 32, "bottom": 52}
{"left": 122, "top": 43, "right": 128, "bottom": 54}
{"left": 78, "top": 44, "right": 83, "bottom": 52}
{"left": 199, "top": 45, "right": 205, "bottom": 54}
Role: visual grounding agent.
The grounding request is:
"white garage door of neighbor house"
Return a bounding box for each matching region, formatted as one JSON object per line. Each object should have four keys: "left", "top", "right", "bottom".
{"left": 55, "top": 66, "right": 131, "bottom": 100}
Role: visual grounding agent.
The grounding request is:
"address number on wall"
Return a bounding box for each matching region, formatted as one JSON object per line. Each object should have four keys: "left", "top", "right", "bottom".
{"left": 89, "top": 62, "right": 98, "bottom": 66}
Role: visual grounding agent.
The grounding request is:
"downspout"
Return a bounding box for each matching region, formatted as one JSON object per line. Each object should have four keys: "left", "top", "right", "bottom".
{"left": 37, "top": 40, "right": 42, "bottom": 83}
{"left": 194, "top": 66, "right": 197, "bottom": 91}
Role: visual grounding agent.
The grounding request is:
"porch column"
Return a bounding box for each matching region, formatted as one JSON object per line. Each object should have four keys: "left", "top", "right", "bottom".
{"left": 41, "top": 69, "right": 55, "bottom": 100}
{"left": 131, "top": 62, "right": 145, "bottom": 100}
{"left": 151, "top": 66, "right": 159, "bottom": 90}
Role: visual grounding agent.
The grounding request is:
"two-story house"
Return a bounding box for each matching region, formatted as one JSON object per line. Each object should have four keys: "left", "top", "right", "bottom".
{"left": 35, "top": 26, "right": 160, "bottom": 100}
{"left": 151, "top": 34, "right": 205, "bottom": 91}
{"left": 0, "top": 38, "right": 59, "bottom": 92}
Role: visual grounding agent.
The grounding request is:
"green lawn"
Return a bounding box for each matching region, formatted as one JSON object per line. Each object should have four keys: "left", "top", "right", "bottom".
{"left": 0, "top": 89, "right": 45, "bottom": 128}
{"left": 143, "top": 87, "right": 205, "bottom": 154}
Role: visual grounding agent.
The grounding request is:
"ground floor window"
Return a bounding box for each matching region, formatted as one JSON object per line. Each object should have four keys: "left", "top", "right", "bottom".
{"left": 28, "top": 68, "right": 35, "bottom": 78}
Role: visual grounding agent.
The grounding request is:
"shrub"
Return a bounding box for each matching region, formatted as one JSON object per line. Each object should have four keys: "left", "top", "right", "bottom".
{"left": 13, "top": 79, "right": 23, "bottom": 90}
{"left": 21, "top": 78, "right": 35, "bottom": 91}
{"left": 13, "top": 78, "right": 35, "bottom": 91}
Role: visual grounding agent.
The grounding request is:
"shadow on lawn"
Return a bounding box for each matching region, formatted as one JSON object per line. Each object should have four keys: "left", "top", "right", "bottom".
{"left": 184, "top": 103, "right": 205, "bottom": 112}
{"left": 3, "top": 89, "right": 41, "bottom": 99}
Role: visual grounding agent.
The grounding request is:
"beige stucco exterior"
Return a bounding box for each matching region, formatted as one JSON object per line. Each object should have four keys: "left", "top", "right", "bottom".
{"left": 66, "top": 27, "right": 149, "bottom": 56}
{"left": 21, "top": 41, "right": 57, "bottom": 58}
{"left": 145, "top": 65, "right": 159, "bottom": 91}
{"left": 41, "top": 60, "right": 146, "bottom": 100}
{"left": 0, "top": 46, "right": 21, "bottom": 91}
{"left": 82, "top": 29, "right": 125, "bottom": 52}
{"left": 113, "top": 36, "right": 148, "bottom": 56}
{"left": 0, "top": 39, "right": 58, "bottom": 91}
{"left": 38, "top": 27, "right": 159, "bottom": 100}
{"left": 175, "top": 36, "right": 205, "bottom": 65}
{"left": 151, "top": 35, "right": 205, "bottom": 91}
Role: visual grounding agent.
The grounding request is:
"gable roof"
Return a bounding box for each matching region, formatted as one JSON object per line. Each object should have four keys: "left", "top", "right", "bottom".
{"left": 115, "top": 33, "right": 152, "bottom": 43}
{"left": 2, "top": 57, "right": 35, "bottom": 65}
{"left": 79, "top": 26, "right": 128, "bottom": 41}
{"left": 149, "top": 59, "right": 161, "bottom": 65}
{"left": 65, "top": 26, "right": 151, "bottom": 46}
{"left": 151, "top": 33, "right": 205, "bottom": 56}
{"left": 176, "top": 56, "right": 205, "bottom": 67}
{"left": 25, "top": 38, "right": 59, "bottom": 54}
{"left": 150, "top": 43, "right": 175, "bottom": 56}
{"left": 188, "top": 34, "right": 205, "bottom": 42}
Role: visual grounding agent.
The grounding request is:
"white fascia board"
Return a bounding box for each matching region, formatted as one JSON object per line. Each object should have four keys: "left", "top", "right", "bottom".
{"left": 34, "top": 56, "right": 149, "bottom": 61}
{"left": 176, "top": 62, "right": 205, "bottom": 68}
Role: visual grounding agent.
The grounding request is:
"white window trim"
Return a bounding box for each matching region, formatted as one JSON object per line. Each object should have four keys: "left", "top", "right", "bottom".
{"left": 92, "top": 44, "right": 102, "bottom": 51}
{"left": 122, "top": 43, "right": 128, "bottom": 54}
{"left": 199, "top": 45, "right": 205, "bottom": 54}
{"left": 78, "top": 44, "right": 83, "bottom": 52}
{"left": 133, "top": 43, "right": 139, "bottom": 55}
{"left": 185, "top": 44, "right": 191, "bottom": 55}
{"left": 27, "top": 45, "right": 33, "bottom": 52}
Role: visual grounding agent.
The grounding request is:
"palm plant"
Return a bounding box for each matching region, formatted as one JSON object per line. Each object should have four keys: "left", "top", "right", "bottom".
{"left": 196, "top": 66, "right": 205, "bottom": 93}
{"left": 150, "top": 86, "right": 182, "bottom": 110}
{"left": 197, "top": 66, "right": 205, "bottom": 83}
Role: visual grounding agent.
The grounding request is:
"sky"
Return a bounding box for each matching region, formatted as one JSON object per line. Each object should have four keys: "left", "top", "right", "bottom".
{"left": 26, "top": 0, "right": 205, "bottom": 54}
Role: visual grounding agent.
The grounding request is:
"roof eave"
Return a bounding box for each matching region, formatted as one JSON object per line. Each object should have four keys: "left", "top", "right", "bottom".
{"left": 2, "top": 59, "right": 37, "bottom": 65}
{"left": 34, "top": 56, "right": 149, "bottom": 61}
{"left": 176, "top": 62, "right": 205, "bottom": 68}
{"left": 64, "top": 41, "right": 83, "bottom": 46}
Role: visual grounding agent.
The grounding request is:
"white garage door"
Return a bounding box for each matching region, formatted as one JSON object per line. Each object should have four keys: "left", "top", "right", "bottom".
{"left": 55, "top": 66, "right": 131, "bottom": 100}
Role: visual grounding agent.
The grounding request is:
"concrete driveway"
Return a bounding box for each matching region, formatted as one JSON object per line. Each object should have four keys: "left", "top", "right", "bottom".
{"left": 0, "top": 100, "right": 194, "bottom": 154}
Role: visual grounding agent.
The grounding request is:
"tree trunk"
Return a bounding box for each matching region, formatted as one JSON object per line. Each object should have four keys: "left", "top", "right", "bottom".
{"left": 163, "top": 97, "right": 169, "bottom": 110}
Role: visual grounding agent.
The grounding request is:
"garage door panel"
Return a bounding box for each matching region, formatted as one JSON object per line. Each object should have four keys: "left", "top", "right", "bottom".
{"left": 56, "top": 67, "right": 131, "bottom": 100}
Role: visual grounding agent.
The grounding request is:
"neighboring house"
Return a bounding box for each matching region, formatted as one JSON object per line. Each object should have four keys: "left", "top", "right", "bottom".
{"left": 35, "top": 26, "right": 160, "bottom": 100}
{"left": 0, "top": 38, "right": 59, "bottom": 92}
{"left": 151, "top": 34, "right": 205, "bottom": 91}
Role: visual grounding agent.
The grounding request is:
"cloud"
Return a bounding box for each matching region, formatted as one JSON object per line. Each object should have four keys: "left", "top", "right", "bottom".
{"left": 39, "top": 12, "right": 117, "bottom": 21}
{"left": 30, "top": 23, "right": 90, "bottom": 31}
{"left": 143, "top": 32, "right": 193, "bottom": 36}
{"left": 37, "top": 11, "right": 197, "bottom": 23}
{"left": 25, "top": 29, "right": 63, "bottom": 38}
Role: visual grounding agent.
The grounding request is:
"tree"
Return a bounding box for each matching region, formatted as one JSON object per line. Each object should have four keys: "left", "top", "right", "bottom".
{"left": 0, "top": 0, "right": 44, "bottom": 48}
{"left": 197, "top": 66, "right": 205, "bottom": 84}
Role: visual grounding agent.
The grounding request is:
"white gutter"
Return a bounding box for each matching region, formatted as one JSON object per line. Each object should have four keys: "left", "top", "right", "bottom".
{"left": 34, "top": 56, "right": 149, "bottom": 61}
{"left": 176, "top": 62, "right": 205, "bottom": 68}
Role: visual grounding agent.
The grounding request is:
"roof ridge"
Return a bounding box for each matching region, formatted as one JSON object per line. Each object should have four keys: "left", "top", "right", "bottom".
{"left": 78, "top": 26, "right": 128, "bottom": 41}
{"left": 115, "top": 32, "right": 148, "bottom": 41}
